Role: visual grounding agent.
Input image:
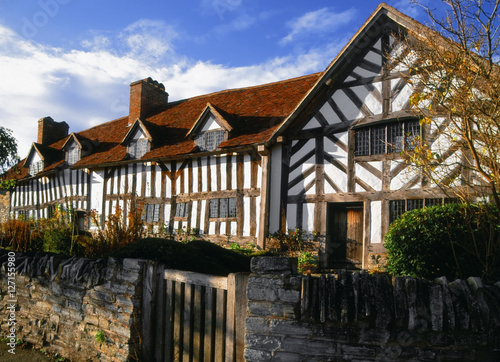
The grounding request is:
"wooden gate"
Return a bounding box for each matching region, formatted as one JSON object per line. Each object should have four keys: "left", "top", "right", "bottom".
{"left": 141, "top": 264, "right": 249, "bottom": 361}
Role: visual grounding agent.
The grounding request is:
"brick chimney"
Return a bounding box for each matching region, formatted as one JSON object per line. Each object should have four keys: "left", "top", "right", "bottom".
{"left": 37, "top": 117, "right": 69, "bottom": 146}
{"left": 129, "top": 78, "right": 169, "bottom": 124}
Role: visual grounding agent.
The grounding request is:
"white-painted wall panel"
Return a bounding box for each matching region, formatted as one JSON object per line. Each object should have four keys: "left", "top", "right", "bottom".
{"left": 286, "top": 204, "right": 297, "bottom": 231}
{"left": 333, "top": 90, "right": 363, "bottom": 121}
{"left": 243, "top": 197, "right": 251, "bottom": 236}
{"left": 191, "top": 200, "right": 198, "bottom": 228}
{"left": 255, "top": 195, "right": 261, "bottom": 237}
{"left": 370, "top": 201, "right": 382, "bottom": 244}
{"left": 352, "top": 85, "right": 382, "bottom": 115}
{"left": 320, "top": 99, "right": 341, "bottom": 124}
{"left": 200, "top": 158, "right": 208, "bottom": 192}
{"left": 302, "top": 117, "right": 322, "bottom": 130}
{"left": 199, "top": 200, "right": 206, "bottom": 234}
{"left": 192, "top": 164, "right": 199, "bottom": 193}
{"left": 391, "top": 82, "right": 413, "bottom": 112}
{"left": 210, "top": 157, "right": 218, "bottom": 191}
{"left": 324, "top": 163, "right": 348, "bottom": 193}
{"left": 269, "top": 144, "right": 282, "bottom": 233}
{"left": 243, "top": 154, "right": 251, "bottom": 189}
{"left": 303, "top": 203, "right": 315, "bottom": 232}
{"left": 355, "top": 162, "right": 382, "bottom": 191}
{"left": 90, "top": 170, "right": 104, "bottom": 216}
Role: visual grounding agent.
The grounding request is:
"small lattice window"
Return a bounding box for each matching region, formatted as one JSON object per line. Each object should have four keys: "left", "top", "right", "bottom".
{"left": 209, "top": 197, "right": 237, "bottom": 218}
{"left": 29, "top": 161, "right": 44, "bottom": 176}
{"left": 198, "top": 130, "right": 225, "bottom": 151}
{"left": 175, "top": 202, "right": 189, "bottom": 218}
{"left": 128, "top": 138, "right": 149, "bottom": 159}
{"left": 142, "top": 204, "right": 160, "bottom": 222}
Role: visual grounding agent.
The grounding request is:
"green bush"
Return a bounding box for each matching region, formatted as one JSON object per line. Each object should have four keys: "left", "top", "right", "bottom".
{"left": 385, "top": 202, "right": 500, "bottom": 281}
{"left": 108, "top": 238, "right": 254, "bottom": 276}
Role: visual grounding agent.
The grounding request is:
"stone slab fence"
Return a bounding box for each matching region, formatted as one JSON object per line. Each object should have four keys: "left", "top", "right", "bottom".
{"left": 1, "top": 250, "right": 499, "bottom": 361}
{"left": 246, "top": 257, "right": 500, "bottom": 361}
{"left": 0, "top": 249, "right": 148, "bottom": 361}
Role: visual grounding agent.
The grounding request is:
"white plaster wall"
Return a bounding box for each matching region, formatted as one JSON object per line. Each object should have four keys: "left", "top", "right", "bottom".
{"left": 191, "top": 200, "right": 198, "bottom": 228}
{"left": 243, "top": 197, "right": 251, "bottom": 237}
{"left": 220, "top": 156, "right": 227, "bottom": 190}
{"left": 286, "top": 204, "right": 297, "bottom": 231}
{"left": 319, "top": 101, "right": 341, "bottom": 124}
{"left": 200, "top": 158, "right": 208, "bottom": 193}
{"left": 332, "top": 90, "right": 363, "bottom": 120}
{"left": 355, "top": 162, "right": 383, "bottom": 191}
{"left": 370, "top": 201, "right": 382, "bottom": 244}
{"left": 243, "top": 154, "right": 251, "bottom": 189}
{"left": 210, "top": 157, "right": 218, "bottom": 191}
{"left": 391, "top": 82, "right": 413, "bottom": 112}
{"left": 200, "top": 114, "right": 221, "bottom": 132}
{"left": 90, "top": 170, "right": 104, "bottom": 218}
{"left": 199, "top": 200, "right": 206, "bottom": 234}
{"left": 192, "top": 164, "right": 199, "bottom": 193}
{"left": 302, "top": 117, "right": 322, "bottom": 130}
{"left": 302, "top": 203, "right": 315, "bottom": 232}
{"left": 269, "top": 144, "right": 282, "bottom": 233}
{"left": 352, "top": 85, "right": 382, "bottom": 115}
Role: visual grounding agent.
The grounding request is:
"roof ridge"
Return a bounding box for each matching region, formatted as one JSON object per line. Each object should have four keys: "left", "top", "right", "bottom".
{"left": 169, "top": 72, "right": 323, "bottom": 104}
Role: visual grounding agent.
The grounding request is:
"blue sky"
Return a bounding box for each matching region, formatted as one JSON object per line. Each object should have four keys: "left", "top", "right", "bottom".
{"left": 0, "top": 0, "right": 433, "bottom": 159}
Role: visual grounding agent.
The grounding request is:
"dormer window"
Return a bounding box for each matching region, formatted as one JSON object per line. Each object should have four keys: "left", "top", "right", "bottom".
{"left": 197, "top": 130, "right": 225, "bottom": 152}
{"left": 128, "top": 138, "right": 149, "bottom": 158}
{"left": 29, "top": 160, "right": 43, "bottom": 176}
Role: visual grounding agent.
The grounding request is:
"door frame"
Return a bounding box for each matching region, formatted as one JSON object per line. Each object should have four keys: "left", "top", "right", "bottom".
{"left": 326, "top": 202, "right": 365, "bottom": 269}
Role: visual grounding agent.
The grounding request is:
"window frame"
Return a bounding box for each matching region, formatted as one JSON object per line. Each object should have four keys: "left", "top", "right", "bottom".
{"left": 197, "top": 130, "right": 225, "bottom": 152}
{"left": 29, "top": 160, "right": 44, "bottom": 176}
{"left": 389, "top": 197, "right": 458, "bottom": 224}
{"left": 128, "top": 138, "right": 149, "bottom": 159}
{"left": 67, "top": 145, "right": 80, "bottom": 166}
{"left": 209, "top": 197, "right": 237, "bottom": 219}
{"left": 142, "top": 204, "right": 160, "bottom": 223}
{"left": 355, "top": 119, "right": 421, "bottom": 157}
{"left": 174, "top": 202, "right": 190, "bottom": 219}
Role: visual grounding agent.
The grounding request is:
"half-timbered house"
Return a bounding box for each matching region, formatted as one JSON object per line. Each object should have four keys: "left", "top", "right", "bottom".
{"left": 2, "top": 4, "right": 469, "bottom": 268}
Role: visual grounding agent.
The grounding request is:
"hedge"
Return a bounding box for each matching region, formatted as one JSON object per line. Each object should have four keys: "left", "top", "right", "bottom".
{"left": 384, "top": 202, "right": 500, "bottom": 281}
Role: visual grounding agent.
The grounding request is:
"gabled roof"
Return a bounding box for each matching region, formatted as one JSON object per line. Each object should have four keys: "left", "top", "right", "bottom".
{"left": 23, "top": 143, "right": 63, "bottom": 167}
{"left": 187, "top": 103, "right": 233, "bottom": 138}
{"left": 122, "top": 119, "right": 154, "bottom": 144}
{"left": 270, "top": 2, "right": 429, "bottom": 140}
{"left": 53, "top": 73, "right": 321, "bottom": 168}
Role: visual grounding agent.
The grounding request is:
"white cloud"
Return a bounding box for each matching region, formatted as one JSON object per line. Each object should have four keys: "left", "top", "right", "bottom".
{"left": 200, "top": 0, "right": 243, "bottom": 19}
{"left": 280, "top": 7, "right": 357, "bottom": 45}
{"left": 0, "top": 18, "right": 340, "bottom": 162}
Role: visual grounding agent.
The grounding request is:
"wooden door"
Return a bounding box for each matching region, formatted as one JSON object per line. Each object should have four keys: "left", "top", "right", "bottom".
{"left": 346, "top": 206, "right": 363, "bottom": 264}
{"left": 326, "top": 203, "right": 363, "bottom": 268}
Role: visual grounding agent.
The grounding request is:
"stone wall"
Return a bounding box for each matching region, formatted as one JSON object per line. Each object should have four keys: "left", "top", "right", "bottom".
{"left": 0, "top": 249, "right": 150, "bottom": 361}
{"left": 245, "top": 257, "right": 500, "bottom": 361}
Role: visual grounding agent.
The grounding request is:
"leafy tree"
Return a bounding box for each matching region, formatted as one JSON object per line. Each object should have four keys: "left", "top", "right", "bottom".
{"left": 393, "top": 0, "right": 500, "bottom": 210}
{"left": 0, "top": 126, "right": 18, "bottom": 174}
{"left": 388, "top": 0, "right": 500, "bottom": 278}
{"left": 0, "top": 126, "right": 19, "bottom": 189}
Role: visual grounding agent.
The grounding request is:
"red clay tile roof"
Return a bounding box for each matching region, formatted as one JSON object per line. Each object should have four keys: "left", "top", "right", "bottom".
{"left": 72, "top": 72, "right": 321, "bottom": 167}
{"left": 4, "top": 72, "right": 321, "bottom": 179}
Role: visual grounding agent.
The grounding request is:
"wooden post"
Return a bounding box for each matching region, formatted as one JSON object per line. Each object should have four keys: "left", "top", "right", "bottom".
{"left": 257, "top": 145, "right": 271, "bottom": 249}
